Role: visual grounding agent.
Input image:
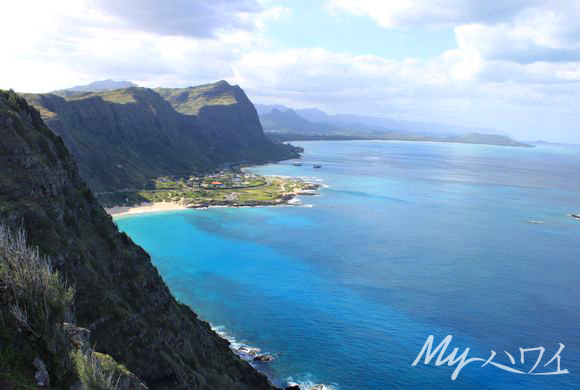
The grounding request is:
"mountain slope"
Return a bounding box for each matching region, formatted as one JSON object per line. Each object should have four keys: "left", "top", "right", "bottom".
{"left": 24, "top": 82, "right": 298, "bottom": 192}
{"left": 0, "top": 89, "right": 275, "bottom": 389}
{"left": 24, "top": 87, "right": 216, "bottom": 192}
{"left": 155, "top": 81, "right": 297, "bottom": 164}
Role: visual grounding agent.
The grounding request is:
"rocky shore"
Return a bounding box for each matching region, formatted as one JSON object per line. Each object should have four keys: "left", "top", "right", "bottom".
{"left": 185, "top": 182, "right": 321, "bottom": 209}
{"left": 213, "top": 329, "right": 334, "bottom": 390}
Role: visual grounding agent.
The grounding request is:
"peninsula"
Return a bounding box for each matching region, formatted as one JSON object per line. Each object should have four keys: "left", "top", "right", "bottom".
{"left": 101, "top": 171, "right": 320, "bottom": 216}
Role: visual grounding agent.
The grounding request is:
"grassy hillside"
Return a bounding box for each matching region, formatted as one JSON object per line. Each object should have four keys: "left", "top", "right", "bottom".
{"left": 155, "top": 81, "right": 238, "bottom": 115}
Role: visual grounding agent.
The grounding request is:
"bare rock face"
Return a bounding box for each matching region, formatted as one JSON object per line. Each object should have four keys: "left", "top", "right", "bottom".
{"left": 63, "top": 323, "right": 91, "bottom": 352}
{"left": 253, "top": 355, "right": 275, "bottom": 362}
{"left": 33, "top": 357, "right": 50, "bottom": 387}
{"left": 0, "top": 90, "right": 276, "bottom": 389}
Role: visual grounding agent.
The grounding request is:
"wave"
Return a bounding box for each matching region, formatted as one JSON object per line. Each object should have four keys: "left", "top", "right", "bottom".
{"left": 211, "top": 324, "right": 337, "bottom": 390}
{"left": 286, "top": 374, "right": 338, "bottom": 390}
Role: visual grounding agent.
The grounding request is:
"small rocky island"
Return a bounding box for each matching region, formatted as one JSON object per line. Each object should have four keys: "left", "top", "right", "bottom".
{"left": 98, "top": 171, "right": 321, "bottom": 209}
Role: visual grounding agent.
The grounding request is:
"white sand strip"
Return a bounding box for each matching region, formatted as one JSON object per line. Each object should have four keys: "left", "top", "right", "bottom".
{"left": 106, "top": 202, "right": 188, "bottom": 217}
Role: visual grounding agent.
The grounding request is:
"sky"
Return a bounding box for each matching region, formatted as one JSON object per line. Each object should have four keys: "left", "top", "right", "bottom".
{"left": 1, "top": 0, "right": 579, "bottom": 142}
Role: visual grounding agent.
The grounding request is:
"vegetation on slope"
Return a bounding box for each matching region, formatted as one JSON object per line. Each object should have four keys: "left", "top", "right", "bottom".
{"left": 0, "top": 223, "right": 145, "bottom": 389}
{"left": 23, "top": 82, "right": 300, "bottom": 193}
{"left": 0, "top": 89, "right": 275, "bottom": 389}
{"left": 155, "top": 81, "right": 238, "bottom": 115}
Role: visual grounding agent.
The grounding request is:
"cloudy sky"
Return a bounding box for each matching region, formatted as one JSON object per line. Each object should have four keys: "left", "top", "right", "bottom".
{"left": 1, "top": 0, "right": 579, "bottom": 142}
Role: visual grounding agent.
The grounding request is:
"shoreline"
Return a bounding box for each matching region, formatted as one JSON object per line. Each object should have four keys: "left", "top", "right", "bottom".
{"left": 212, "top": 325, "right": 334, "bottom": 390}
{"left": 106, "top": 194, "right": 317, "bottom": 218}
{"left": 106, "top": 180, "right": 322, "bottom": 218}
{"left": 106, "top": 201, "right": 188, "bottom": 217}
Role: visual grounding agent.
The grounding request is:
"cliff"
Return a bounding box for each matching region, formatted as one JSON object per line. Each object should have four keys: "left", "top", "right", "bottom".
{"left": 155, "top": 81, "right": 295, "bottom": 162}
{"left": 23, "top": 81, "right": 299, "bottom": 192}
{"left": 0, "top": 89, "right": 275, "bottom": 389}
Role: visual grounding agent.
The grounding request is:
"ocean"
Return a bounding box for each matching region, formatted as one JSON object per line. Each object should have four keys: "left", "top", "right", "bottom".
{"left": 116, "top": 141, "right": 580, "bottom": 389}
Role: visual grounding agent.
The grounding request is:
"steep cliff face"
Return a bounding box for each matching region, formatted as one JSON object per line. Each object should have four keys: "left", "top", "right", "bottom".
{"left": 156, "top": 81, "right": 295, "bottom": 163}
{"left": 24, "top": 82, "right": 298, "bottom": 192}
{"left": 0, "top": 90, "right": 275, "bottom": 389}
{"left": 24, "top": 88, "right": 215, "bottom": 192}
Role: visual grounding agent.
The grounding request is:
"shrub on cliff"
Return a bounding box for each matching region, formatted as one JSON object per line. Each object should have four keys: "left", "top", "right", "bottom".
{"left": 0, "top": 222, "right": 74, "bottom": 383}
{"left": 0, "top": 222, "right": 146, "bottom": 389}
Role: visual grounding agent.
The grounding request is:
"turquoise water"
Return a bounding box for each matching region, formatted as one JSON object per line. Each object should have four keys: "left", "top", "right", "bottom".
{"left": 117, "top": 141, "right": 580, "bottom": 389}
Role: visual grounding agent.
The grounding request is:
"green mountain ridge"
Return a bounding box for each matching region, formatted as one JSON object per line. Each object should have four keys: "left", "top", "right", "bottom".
{"left": 0, "top": 89, "right": 275, "bottom": 389}
{"left": 24, "top": 81, "right": 299, "bottom": 192}
{"left": 154, "top": 81, "right": 240, "bottom": 115}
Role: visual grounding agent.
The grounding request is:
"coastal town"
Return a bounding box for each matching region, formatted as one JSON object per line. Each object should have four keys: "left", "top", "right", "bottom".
{"left": 99, "top": 171, "right": 321, "bottom": 214}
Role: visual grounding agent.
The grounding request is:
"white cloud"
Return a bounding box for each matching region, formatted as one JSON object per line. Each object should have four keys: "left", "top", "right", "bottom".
{"left": 233, "top": 46, "right": 580, "bottom": 141}
{"left": 0, "top": 0, "right": 578, "bottom": 141}
{"left": 330, "top": 0, "right": 580, "bottom": 65}
{"left": 0, "top": 0, "right": 267, "bottom": 91}
{"left": 454, "top": 1, "right": 580, "bottom": 64}
{"left": 88, "top": 0, "right": 262, "bottom": 38}
{"left": 319, "top": 0, "right": 580, "bottom": 141}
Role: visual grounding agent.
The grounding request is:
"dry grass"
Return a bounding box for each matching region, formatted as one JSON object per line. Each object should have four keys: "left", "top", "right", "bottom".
{"left": 0, "top": 222, "right": 74, "bottom": 381}
{"left": 0, "top": 222, "right": 143, "bottom": 389}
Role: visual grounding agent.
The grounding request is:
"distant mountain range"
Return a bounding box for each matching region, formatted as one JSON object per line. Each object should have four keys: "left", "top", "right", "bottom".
{"left": 255, "top": 104, "right": 530, "bottom": 147}
{"left": 51, "top": 79, "right": 138, "bottom": 96}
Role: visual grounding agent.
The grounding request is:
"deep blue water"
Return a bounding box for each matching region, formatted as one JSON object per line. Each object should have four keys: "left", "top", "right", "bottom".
{"left": 116, "top": 141, "right": 580, "bottom": 389}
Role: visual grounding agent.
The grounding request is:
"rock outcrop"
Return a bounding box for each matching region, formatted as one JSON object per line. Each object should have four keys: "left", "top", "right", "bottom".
{"left": 0, "top": 89, "right": 276, "bottom": 389}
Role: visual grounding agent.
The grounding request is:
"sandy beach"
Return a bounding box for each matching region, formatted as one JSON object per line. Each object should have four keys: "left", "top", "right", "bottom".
{"left": 105, "top": 180, "right": 321, "bottom": 218}
{"left": 106, "top": 202, "right": 188, "bottom": 217}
